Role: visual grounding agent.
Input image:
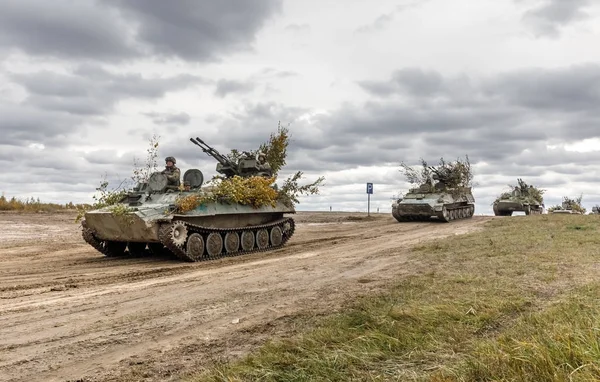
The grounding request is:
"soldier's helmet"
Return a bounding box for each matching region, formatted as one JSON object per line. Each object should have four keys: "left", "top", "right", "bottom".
{"left": 165, "top": 156, "right": 176, "bottom": 164}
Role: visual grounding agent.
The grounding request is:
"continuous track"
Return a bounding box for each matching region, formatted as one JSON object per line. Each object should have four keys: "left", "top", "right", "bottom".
{"left": 158, "top": 217, "right": 295, "bottom": 262}
{"left": 82, "top": 217, "right": 296, "bottom": 262}
{"left": 392, "top": 204, "right": 475, "bottom": 222}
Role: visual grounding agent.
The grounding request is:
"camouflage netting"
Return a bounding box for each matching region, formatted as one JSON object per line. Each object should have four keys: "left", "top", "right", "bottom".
{"left": 548, "top": 195, "right": 587, "bottom": 214}
{"left": 494, "top": 178, "right": 545, "bottom": 205}
{"left": 399, "top": 156, "right": 474, "bottom": 191}
{"left": 175, "top": 123, "right": 324, "bottom": 213}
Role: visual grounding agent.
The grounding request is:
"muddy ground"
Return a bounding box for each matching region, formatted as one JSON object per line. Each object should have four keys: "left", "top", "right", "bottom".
{"left": 0, "top": 211, "right": 493, "bottom": 382}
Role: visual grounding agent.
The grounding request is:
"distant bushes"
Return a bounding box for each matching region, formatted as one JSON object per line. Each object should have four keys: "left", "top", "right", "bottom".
{"left": 0, "top": 194, "right": 87, "bottom": 212}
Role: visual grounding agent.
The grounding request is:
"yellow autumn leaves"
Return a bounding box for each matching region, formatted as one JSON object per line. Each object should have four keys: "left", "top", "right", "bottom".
{"left": 175, "top": 176, "right": 280, "bottom": 213}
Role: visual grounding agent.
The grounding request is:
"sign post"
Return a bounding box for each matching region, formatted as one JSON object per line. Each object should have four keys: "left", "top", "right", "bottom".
{"left": 366, "top": 183, "right": 373, "bottom": 216}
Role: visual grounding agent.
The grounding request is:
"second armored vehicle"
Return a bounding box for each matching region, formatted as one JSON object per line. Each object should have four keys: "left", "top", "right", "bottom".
{"left": 392, "top": 162, "right": 475, "bottom": 222}
{"left": 392, "top": 186, "right": 475, "bottom": 222}
{"left": 81, "top": 137, "right": 296, "bottom": 262}
{"left": 493, "top": 178, "right": 544, "bottom": 216}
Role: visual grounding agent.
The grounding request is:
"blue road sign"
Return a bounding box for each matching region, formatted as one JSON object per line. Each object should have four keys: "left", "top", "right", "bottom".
{"left": 366, "top": 183, "right": 373, "bottom": 194}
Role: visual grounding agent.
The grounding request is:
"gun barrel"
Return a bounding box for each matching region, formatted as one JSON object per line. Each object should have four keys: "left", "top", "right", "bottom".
{"left": 189, "top": 136, "right": 240, "bottom": 176}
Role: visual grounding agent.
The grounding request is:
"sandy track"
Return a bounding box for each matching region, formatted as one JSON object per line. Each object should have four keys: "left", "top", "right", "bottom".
{"left": 0, "top": 211, "right": 492, "bottom": 381}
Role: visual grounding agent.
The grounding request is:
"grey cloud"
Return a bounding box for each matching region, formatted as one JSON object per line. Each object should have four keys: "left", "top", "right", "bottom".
{"left": 259, "top": 68, "right": 298, "bottom": 79}
{"left": 359, "top": 68, "right": 445, "bottom": 97}
{"left": 521, "top": 0, "right": 591, "bottom": 38}
{"left": 144, "top": 112, "right": 191, "bottom": 126}
{"left": 355, "top": 13, "right": 394, "bottom": 34}
{"left": 355, "top": 1, "right": 429, "bottom": 34}
{"left": 108, "top": 0, "right": 283, "bottom": 61}
{"left": 0, "top": 0, "right": 282, "bottom": 63}
{"left": 284, "top": 24, "right": 310, "bottom": 33}
{"left": 0, "top": 103, "right": 84, "bottom": 147}
{"left": 10, "top": 66, "right": 206, "bottom": 115}
{"left": 214, "top": 79, "right": 256, "bottom": 98}
{"left": 0, "top": 0, "right": 136, "bottom": 61}
{"left": 207, "top": 102, "right": 308, "bottom": 149}
{"left": 485, "top": 64, "right": 600, "bottom": 112}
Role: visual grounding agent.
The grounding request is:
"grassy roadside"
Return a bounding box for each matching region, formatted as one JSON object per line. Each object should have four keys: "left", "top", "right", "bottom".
{"left": 190, "top": 214, "right": 600, "bottom": 382}
{"left": 0, "top": 194, "right": 83, "bottom": 212}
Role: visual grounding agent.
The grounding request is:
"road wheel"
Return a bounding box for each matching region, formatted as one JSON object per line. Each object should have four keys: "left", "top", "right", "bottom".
{"left": 206, "top": 232, "right": 223, "bottom": 257}
{"left": 241, "top": 231, "right": 255, "bottom": 251}
{"left": 270, "top": 226, "right": 283, "bottom": 247}
{"left": 186, "top": 233, "right": 205, "bottom": 261}
{"left": 256, "top": 229, "right": 269, "bottom": 249}
{"left": 224, "top": 232, "right": 240, "bottom": 253}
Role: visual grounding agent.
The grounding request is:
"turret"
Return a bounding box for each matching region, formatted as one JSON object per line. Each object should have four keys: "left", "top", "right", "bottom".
{"left": 190, "top": 137, "right": 273, "bottom": 178}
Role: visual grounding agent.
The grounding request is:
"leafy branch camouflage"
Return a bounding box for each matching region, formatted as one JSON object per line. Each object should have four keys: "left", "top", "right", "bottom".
{"left": 493, "top": 178, "right": 545, "bottom": 205}
{"left": 75, "top": 176, "right": 128, "bottom": 222}
{"left": 548, "top": 194, "right": 587, "bottom": 214}
{"left": 400, "top": 155, "right": 474, "bottom": 191}
{"left": 178, "top": 123, "right": 324, "bottom": 211}
{"left": 224, "top": 121, "right": 290, "bottom": 176}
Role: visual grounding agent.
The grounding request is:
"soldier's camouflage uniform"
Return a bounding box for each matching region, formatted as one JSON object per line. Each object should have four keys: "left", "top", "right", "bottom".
{"left": 162, "top": 166, "right": 181, "bottom": 187}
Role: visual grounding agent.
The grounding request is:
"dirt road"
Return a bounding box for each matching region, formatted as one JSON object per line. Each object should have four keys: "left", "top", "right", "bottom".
{"left": 0, "top": 211, "right": 492, "bottom": 381}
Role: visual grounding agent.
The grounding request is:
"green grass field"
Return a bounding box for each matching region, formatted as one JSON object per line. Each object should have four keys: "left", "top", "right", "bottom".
{"left": 191, "top": 214, "right": 600, "bottom": 382}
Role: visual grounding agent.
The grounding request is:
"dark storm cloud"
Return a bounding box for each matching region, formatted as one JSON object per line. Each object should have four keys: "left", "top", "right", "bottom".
{"left": 107, "top": 0, "right": 283, "bottom": 61}
{"left": 10, "top": 65, "right": 206, "bottom": 115}
{"left": 520, "top": 0, "right": 592, "bottom": 38}
{"left": 0, "top": 0, "right": 136, "bottom": 61}
{"left": 143, "top": 112, "right": 191, "bottom": 126}
{"left": 214, "top": 79, "right": 256, "bottom": 98}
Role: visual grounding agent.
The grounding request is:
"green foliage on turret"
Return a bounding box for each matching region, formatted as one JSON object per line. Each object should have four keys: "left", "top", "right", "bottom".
{"left": 548, "top": 195, "right": 586, "bottom": 214}
{"left": 494, "top": 178, "right": 545, "bottom": 205}
{"left": 399, "top": 155, "right": 474, "bottom": 191}
{"left": 175, "top": 123, "right": 324, "bottom": 212}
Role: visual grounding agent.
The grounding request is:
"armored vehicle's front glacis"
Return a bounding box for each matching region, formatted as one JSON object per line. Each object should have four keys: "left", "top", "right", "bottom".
{"left": 81, "top": 137, "right": 297, "bottom": 262}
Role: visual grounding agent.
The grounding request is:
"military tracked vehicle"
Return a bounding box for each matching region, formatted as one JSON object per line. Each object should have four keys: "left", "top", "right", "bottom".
{"left": 549, "top": 196, "right": 585, "bottom": 215}
{"left": 392, "top": 165, "right": 475, "bottom": 222}
{"left": 493, "top": 178, "right": 544, "bottom": 216}
{"left": 81, "top": 137, "right": 295, "bottom": 262}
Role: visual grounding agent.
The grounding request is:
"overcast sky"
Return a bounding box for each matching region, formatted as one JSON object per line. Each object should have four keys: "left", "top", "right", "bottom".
{"left": 1, "top": 0, "right": 600, "bottom": 215}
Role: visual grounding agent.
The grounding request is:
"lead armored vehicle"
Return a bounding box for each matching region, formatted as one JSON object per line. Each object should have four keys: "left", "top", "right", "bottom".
{"left": 81, "top": 137, "right": 295, "bottom": 262}
{"left": 392, "top": 161, "right": 475, "bottom": 222}
{"left": 493, "top": 178, "right": 544, "bottom": 216}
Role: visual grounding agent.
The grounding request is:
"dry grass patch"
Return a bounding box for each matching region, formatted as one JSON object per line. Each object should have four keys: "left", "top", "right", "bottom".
{"left": 189, "top": 214, "right": 600, "bottom": 382}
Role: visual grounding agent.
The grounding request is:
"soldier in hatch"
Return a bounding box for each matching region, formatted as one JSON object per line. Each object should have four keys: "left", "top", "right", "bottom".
{"left": 162, "top": 156, "right": 181, "bottom": 189}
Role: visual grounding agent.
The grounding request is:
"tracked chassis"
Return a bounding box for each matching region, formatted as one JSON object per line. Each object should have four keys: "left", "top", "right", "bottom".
{"left": 392, "top": 203, "right": 474, "bottom": 222}
{"left": 391, "top": 186, "right": 475, "bottom": 223}
{"left": 82, "top": 216, "right": 295, "bottom": 262}
{"left": 81, "top": 166, "right": 297, "bottom": 262}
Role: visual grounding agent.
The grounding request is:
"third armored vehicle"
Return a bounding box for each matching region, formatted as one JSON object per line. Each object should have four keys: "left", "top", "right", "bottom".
{"left": 493, "top": 178, "right": 544, "bottom": 216}
{"left": 549, "top": 196, "right": 585, "bottom": 215}
{"left": 392, "top": 161, "right": 475, "bottom": 222}
{"left": 81, "top": 137, "right": 296, "bottom": 262}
